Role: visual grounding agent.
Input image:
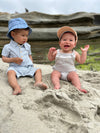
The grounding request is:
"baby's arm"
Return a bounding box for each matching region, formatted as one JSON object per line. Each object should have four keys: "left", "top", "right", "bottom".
{"left": 29, "top": 55, "right": 33, "bottom": 62}
{"left": 2, "top": 56, "right": 23, "bottom": 65}
{"left": 75, "top": 45, "right": 89, "bottom": 64}
{"left": 48, "top": 47, "right": 57, "bottom": 61}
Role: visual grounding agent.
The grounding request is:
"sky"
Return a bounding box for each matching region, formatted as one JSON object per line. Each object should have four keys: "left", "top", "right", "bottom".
{"left": 0, "top": 0, "right": 100, "bottom": 15}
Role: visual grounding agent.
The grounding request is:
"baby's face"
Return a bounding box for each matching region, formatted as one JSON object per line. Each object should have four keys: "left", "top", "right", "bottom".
{"left": 11, "top": 29, "right": 29, "bottom": 45}
{"left": 59, "top": 32, "right": 76, "bottom": 53}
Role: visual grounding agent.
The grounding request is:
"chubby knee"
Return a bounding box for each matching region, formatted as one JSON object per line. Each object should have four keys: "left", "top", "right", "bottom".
{"left": 35, "top": 69, "right": 42, "bottom": 75}
{"left": 51, "top": 70, "right": 61, "bottom": 78}
{"left": 67, "top": 71, "right": 78, "bottom": 81}
{"left": 7, "top": 70, "right": 16, "bottom": 76}
{"left": 36, "top": 69, "right": 41, "bottom": 73}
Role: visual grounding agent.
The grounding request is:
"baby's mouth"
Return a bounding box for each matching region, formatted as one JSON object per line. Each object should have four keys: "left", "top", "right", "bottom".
{"left": 64, "top": 45, "right": 70, "bottom": 48}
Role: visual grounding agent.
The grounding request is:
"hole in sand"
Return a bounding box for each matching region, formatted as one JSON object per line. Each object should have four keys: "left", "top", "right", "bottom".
{"left": 95, "top": 106, "right": 100, "bottom": 122}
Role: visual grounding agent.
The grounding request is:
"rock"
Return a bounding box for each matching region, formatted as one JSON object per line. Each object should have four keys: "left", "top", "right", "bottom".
{"left": 0, "top": 11, "right": 100, "bottom": 44}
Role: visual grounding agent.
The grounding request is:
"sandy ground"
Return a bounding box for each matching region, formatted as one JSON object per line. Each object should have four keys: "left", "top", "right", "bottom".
{"left": 0, "top": 58, "right": 100, "bottom": 133}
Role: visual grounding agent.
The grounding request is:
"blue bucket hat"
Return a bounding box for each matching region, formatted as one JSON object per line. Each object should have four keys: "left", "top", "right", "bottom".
{"left": 7, "top": 18, "right": 32, "bottom": 40}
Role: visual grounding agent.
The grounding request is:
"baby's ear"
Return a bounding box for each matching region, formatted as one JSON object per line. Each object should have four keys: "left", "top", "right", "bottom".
{"left": 74, "top": 42, "right": 77, "bottom": 47}
{"left": 10, "top": 31, "right": 14, "bottom": 37}
{"left": 59, "top": 40, "right": 62, "bottom": 46}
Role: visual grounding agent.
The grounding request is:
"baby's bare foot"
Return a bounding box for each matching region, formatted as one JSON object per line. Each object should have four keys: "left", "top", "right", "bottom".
{"left": 54, "top": 85, "right": 60, "bottom": 89}
{"left": 13, "top": 89, "right": 22, "bottom": 95}
{"left": 79, "top": 88, "right": 87, "bottom": 93}
{"left": 34, "top": 82, "right": 48, "bottom": 90}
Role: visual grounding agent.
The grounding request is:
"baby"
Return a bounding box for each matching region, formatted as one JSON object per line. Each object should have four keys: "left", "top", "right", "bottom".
{"left": 2, "top": 18, "right": 47, "bottom": 95}
{"left": 48, "top": 26, "right": 89, "bottom": 93}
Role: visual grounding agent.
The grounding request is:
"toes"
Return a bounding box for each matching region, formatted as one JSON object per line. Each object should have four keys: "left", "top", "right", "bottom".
{"left": 13, "top": 90, "right": 22, "bottom": 95}
{"left": 35, "top": 83, "right": 48, "bottom": 90}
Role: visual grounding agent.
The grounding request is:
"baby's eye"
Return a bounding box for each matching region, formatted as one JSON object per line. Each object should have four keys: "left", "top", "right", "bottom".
{"left": 70, "top": 39, "right": 73, "bottom": 41}
{"left": 63, "top": 39, "right": 66, "bottom": 41}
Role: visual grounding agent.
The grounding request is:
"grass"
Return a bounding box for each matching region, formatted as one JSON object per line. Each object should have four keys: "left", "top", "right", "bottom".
{"left": 75, "top": 38, "right": 100, "bottom": 71}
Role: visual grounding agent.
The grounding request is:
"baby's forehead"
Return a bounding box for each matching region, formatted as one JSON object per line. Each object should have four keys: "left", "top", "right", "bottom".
{"left": 13, "top": 28, "right": 29, "bottom": 33}
{"left": 61, "top": 32, "right": 76, "bottom": 38}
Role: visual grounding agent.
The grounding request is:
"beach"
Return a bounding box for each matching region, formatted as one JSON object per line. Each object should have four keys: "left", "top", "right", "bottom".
{"left": 0, "top": 58, "right": 100, "bottom": 133}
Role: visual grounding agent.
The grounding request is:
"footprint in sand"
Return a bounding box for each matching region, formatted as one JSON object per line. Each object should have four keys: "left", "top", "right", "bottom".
{"left": 95, "top": 106, "right": 100, "bottom": 122}
{"left": 35, "top": 91, "right": 81, "bottom": 123}
{"left": 67, "top": 125, "right": 88, "bottom": 133}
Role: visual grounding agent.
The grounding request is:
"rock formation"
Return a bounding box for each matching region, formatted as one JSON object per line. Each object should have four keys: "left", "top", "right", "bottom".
{"left": 0, "top": 11, "right": 100, "bottom": 64}
{"left": 0, "top": 11, "right": 100, "bottom": 43}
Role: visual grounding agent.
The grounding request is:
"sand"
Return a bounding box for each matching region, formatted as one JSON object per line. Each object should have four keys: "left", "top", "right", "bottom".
{"left": 0, "top": 58, "right": 100, "bottom": 133}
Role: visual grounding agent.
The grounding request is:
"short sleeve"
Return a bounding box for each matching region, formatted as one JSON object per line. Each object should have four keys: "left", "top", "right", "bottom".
{"left": 2, "top": 45, "right": 10, "bottom": 57}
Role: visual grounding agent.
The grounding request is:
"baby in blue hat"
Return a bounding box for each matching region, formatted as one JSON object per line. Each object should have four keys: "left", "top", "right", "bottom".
{"left": 2, "top": 18, "right": 47, "bottom": 95}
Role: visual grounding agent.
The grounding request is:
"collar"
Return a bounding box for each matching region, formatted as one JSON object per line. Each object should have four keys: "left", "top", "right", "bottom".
{"left": 10, "top": 40, "right": 26, "bottom": 48}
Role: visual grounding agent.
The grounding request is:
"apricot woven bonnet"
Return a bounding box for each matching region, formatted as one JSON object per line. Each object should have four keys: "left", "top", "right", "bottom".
{"left": 57, "top": 26, "right": 78, "bottom": 42}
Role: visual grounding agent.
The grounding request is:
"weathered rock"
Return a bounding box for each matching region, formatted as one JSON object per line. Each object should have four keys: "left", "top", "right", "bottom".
{"left": 0, "top": 11, "right": 100, "bottom": 43}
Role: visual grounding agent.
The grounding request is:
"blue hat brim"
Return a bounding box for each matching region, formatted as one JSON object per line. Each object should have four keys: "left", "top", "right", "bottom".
{"left": 7, "top": 26, "right": 32, "bottom": 40}
{"left": 7, "top": 18, "right": 32, "bottom": 40}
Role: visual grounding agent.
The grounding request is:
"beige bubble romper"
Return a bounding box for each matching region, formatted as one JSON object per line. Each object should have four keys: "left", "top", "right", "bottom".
{"left": 53, "top": 49, "right": 76, "bottom": 81}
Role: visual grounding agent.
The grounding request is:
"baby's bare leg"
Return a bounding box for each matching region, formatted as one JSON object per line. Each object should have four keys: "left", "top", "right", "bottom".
{"left": 51, "top": 70, "right": 61, "bottom": 89}
{"left": 67, "top": 71, "right": 87, "bottom": 93}
{"left": 7, "top": 70, "right": 21, "bottom": 95}
{"left": 34, "top": 69, "right": 47, "bottom": 89}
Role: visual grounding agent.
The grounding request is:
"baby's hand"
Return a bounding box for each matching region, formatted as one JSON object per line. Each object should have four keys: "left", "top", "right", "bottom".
{"left": 14, "top": 57, "right": 23, "bottom": 65}
{"left": 49, "top": 47, "right": 56, "bottom": 52}
{"left": 81, "top": 45, "right": 89, "bottom": 52}
{"left": 49, "top": 47, "right": 57, "bottom": 56}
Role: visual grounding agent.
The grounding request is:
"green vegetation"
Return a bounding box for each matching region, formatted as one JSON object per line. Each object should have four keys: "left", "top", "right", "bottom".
{"left": 75, "top": 38, "right": 100, "bottom": 71}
